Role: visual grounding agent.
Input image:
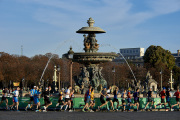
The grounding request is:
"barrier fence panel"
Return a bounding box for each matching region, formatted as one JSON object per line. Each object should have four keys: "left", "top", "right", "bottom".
{"left": 0, "top": 97, "right": 179, "bottom": 109}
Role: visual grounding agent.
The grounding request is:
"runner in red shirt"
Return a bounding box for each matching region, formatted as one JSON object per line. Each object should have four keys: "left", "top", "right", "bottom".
{"left": 171, "top": 88, "right": 180, "bottom": 109}
{"left": 127, "top": 88, "right": 132, "bottom": 111}
{"left": 155, "top": 87, "right": 167, "bottom": 110}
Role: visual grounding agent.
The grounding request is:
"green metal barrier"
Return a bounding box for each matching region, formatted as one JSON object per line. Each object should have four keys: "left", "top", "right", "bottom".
{"left": 0, "top": 97, "right": 179, "bottom": 109}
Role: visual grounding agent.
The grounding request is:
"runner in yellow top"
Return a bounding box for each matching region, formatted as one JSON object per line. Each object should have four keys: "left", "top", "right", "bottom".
{"left": 89, "top": 88, "right": 95, "bottom": 112}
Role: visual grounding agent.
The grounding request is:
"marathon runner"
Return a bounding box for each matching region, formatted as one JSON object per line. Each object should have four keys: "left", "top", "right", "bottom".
{"left": 127, "top": 88, "right": 132, "bottom": 111}
{"left": 0, "top": 87, "right": 9, "bottom": 110}
{"left": 98, "top": 86, "right": 108, "bottom": 111}
{"left": 144, "top": 88, "right": 155, "bottom": 111}
{"left": 156, "top": 87, "right": 167, "bottom": 111}
{"left": 82, "top": 85, "right": 92, "bottom": 112}
{"left": 10, "top": 87, "right": 20, "bottom": 111}
{"left": 70, "top": 89, "right": 75, "bottom": 111}
{"left": 56, "top": 88, "right": 65, "bottom": 111}
{"left": 165, "top": 88, "right": 171, "bottom": 111}
{"left": 106, "top": 86, "right": 114, "bottom": 111}
{"left": 121, "top": 89, "right": 127, "bottom": 111}
{"left": 89, "top": 88, "right": 95, "bottom": 112}
{"left": 113, "top": 87, "right": 119, "bottom": 111}
{"left": 64, "top": 85, "right": 72, "bottom": 112}
{"left": 34, "top": 86, "right": 41, "bottom": 112}
{"left": 25, "top": 86, "right": 35, "bottom": 111}
{"left": 133, "top": 88, "right": 140, "bottom": 111}
{"left": 171, "top": 87, "right": 180, "bottom": 110}
{"left": 41, "top": 87, "right": 52, "bottom": 112}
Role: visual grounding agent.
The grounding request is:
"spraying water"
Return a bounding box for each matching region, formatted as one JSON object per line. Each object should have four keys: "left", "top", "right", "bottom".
{"left": 100, "top": 44, "right": 137, "bottom": 83}
{"left": 39, "top": 39, "right": 74, "bottom": 85}
{"left": 39, "top": 39, "right": 83, "bottom": 86}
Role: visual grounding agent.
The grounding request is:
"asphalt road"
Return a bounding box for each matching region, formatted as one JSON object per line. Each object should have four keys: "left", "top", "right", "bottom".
{"left": 0, "top": 111, "right": 180, "bottom": 120}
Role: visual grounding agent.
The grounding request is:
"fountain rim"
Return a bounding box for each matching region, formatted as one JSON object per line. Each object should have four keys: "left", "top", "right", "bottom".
{"left": 76, "top": 27, "right": 106, "bottom": 33}
{"left": 73, "top": 52, "right": 118, "bottom": 56}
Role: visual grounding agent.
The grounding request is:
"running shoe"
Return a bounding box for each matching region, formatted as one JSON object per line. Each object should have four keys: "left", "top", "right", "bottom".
{"left": 98, "top": 106, "right": 100, "bottom": 111}
{"left": 90, "top": 109, "right": 94, "bottom": 112}
{"left": 43, "top": 110, "right": 47, "bottom": 112}
{"left": 82, "top": 109, "right": 85, "bottom": 112}
{"left": 69, "top": 110, "right": 73, "bottom": 112}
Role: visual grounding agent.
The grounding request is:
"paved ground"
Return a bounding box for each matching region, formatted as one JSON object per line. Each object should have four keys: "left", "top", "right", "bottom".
{"left": 0, "top": 111, "right": 180, "bottom": 120}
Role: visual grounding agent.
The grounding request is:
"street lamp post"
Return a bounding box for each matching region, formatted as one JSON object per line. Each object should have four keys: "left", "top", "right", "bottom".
{"left": 112, "top": 67, "right": 115, "bottom": 85}
{"left": 160, "top": 68, "right": 163, "bottom": 91}
{"left": 126, "top": 80, "right": 127, "bottom": 89}
{"left": 22, "top": 78, "right": 25, "bottom": 90}
{"left": 53, "top": 65, "right": 58, "bottom": 92}
{"left": 57, "top": 65, "right": 61, "bottom": 93}
{"left": 68, "top": 47, "right": 74, "bottom": 87}
{"left": 169, "top": 70, "right": 174, "bottom": 90}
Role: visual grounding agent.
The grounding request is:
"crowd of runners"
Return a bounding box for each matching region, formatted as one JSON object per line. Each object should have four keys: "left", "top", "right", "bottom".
{"left": 0, "top": 85, "right": 180, "bottom": 112}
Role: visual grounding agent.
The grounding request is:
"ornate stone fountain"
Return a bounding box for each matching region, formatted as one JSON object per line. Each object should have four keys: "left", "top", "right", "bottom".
{"left": 69, "top": 18, "right": 118, "bottom": 91}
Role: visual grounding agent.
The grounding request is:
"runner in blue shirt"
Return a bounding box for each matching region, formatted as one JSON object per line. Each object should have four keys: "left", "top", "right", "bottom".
{"left": 33, "top": 86, "right": 41, "bottom": 112}
{"left": 25, "top": 86, "right": 35, "bottom": 111}
{"left": 82, "top": 85, "right": 92, "bottom": 112}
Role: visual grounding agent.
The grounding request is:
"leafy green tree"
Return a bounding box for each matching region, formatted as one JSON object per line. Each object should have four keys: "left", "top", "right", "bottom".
{"left": 144, "top": 45, "right": 175, "bottom": 70}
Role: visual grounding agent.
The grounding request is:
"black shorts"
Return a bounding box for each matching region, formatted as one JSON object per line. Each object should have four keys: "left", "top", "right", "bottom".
{"left": 106, "top": 98, "right": 111, "bottom": 101}
{"left": 176, "top": 98, "right": 180, "bottom": 102}
{"left": 91, "top": 100, "right": 95, "bottom": 103}
{"left": 65, "top": 98, "right": 70, "bottom": 102}
{"left": 113, "top": 98, "right": 118, "bottom": 102}
{"left": 30, "top": 97, "right": 34, "bottom": 101}
{"left": 58, "top": 100, "right": 64, "bottom": 104}
{"left": 122, "top": 100, "right": 126, "bottom": 104}
{"left": 1, "top": 96, "right": 7, "bottom": 101}
{"left": 134, "top": 100, "right": 139, "bottom": 103}
{"left": 100, "top": 97, "right": 105, "bottom": 104}
{"left": 161, "top": 98, "right": 165, "bottom": 103}
{"left": 148, "top": 97, "right": 152, "bottom": 102}
{"left": 44, "top": 98, "right": 51, "bottom": 104}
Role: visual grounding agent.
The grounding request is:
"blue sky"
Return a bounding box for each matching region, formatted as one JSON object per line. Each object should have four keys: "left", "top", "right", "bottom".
{"left": 0, "top": 0, "right": 180, "bottom": 57}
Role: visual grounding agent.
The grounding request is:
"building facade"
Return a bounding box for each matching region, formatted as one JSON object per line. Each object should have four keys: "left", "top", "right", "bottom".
{"left": 113, "top": 48, "right": 144, "bottom": 67}
{"left": 172, "top": 50, "right": 180, "bottom": 67}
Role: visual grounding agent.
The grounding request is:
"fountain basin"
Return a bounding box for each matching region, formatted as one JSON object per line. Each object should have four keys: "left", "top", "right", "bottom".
{"left": 73, "top": 52, "right": 118, "bottom": 64}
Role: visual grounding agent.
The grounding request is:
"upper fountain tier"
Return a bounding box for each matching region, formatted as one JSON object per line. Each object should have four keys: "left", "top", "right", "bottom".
{"left": 76, "top": 17, "right": 106, "bottom": 34}
{"left": 71, "top": 18, "right": 118, "bottom": 65}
